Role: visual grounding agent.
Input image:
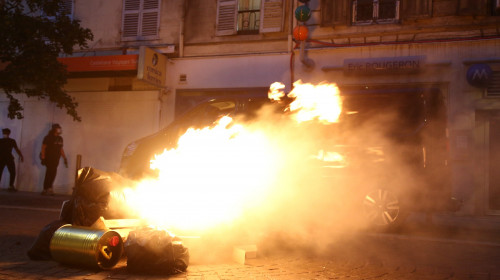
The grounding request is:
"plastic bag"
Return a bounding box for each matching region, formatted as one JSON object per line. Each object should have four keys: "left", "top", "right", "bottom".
{"left": 70, "top": 167, "right": 134, "bottom": 226}
{"left": 27, "top": 220, "right": 67, "bottom": 260}
{"left": 125, "top": 228, "right": 189, "bottom": 274}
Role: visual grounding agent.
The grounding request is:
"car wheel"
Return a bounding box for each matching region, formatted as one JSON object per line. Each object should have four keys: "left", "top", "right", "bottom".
{"left": 362, "top": 188, "right": 406, "bottom": 231}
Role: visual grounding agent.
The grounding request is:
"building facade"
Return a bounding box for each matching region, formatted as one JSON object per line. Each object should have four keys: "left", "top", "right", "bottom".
{"left": 1, "top": 0, "right": 500, "bottom": 217}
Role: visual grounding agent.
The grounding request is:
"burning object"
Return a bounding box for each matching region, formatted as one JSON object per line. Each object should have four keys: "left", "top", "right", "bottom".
{"left": 61, "top": 167, "right": 137, "bottom": 227}
{"left": 49, "top": 225, "right": 123, "bottom": 269}
{"left": 268, "top": 80, "right": 342, "bottom": 124}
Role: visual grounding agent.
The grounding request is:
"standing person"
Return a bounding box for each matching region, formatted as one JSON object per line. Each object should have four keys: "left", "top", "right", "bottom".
{"left": 40, "top": 123, "right": 68, "bottom": 196}
{"left": 0, "top": 128, "right": 24, "bottom": 192}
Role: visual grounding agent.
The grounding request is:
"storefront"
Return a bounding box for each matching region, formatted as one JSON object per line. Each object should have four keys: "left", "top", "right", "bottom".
{"left": 0, "top": 49, "right": 170, "bottom": 194}
{"left": 166, "top": 38, "right": 500, "bottom": 216}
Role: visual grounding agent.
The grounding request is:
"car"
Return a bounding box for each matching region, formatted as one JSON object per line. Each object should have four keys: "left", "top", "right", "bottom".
{"left": 119, "top": 87, "right": 457, "bottom": 231}
{"left": 119, "top": 94, "right": 273, "bottom": 180}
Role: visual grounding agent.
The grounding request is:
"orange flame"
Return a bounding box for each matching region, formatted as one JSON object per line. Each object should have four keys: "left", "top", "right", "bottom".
{"left": 119, "top": 116, "right": 279, "bottom": 231}
{"left": 269, "top": 80, "right": 342, "bottom": 124}
{"left": 118, "top": 81, "right": 344, "bottom": 233}
{"left": 268, "top": 82, "right": 286, "bottom": 101}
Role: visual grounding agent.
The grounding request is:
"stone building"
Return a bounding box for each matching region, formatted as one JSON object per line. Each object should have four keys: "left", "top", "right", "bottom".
{"left": 1, "top": 0, "right": 499, "bottom": 218}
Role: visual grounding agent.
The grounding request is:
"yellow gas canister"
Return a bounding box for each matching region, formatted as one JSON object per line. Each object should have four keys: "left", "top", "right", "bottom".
{"left": 50, "top": 225, "right": 123, "bottom": 269}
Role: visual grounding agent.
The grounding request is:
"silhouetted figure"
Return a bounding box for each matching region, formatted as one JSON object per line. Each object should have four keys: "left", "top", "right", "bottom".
{"left": 40, "top": 124, "right": 67, "bottom": 196}
{"left": 0, "top": 128, "right": 24, "bottom": 192}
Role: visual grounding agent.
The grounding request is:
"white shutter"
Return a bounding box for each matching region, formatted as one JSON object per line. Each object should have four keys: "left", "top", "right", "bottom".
{"left": 260, "top": 0, "right": 284, "bottom": 33}
{"left": 61, "top": 0, "right": 74, "bottom": 19}
{"left": 141, "top": 0, "right": 160, "bottom": 38}
{"left": 123, "top": 0, "right": 140, "bottom": 39}
{"left": 216, "top": 0, "right": 237, "bottom": 36}
{"left": 122, "top": 0, "right": 160, "bottom": 41}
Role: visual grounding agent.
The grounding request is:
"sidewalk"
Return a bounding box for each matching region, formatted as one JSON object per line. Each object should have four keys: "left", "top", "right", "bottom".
{"left": 0, "top": 189, "right": 70, "bottom": 211}
{"left": 1, "top": 190, "right": 500, "bottom": 279}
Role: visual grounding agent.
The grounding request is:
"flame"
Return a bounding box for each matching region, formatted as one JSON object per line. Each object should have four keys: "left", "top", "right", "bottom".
{"left": 313, "top": 149, "right": 348, "bottom": 168}
{"left": 269, "top": 80, "right": 342, "bottom": 124}
{"left": 268, "top": 82, "right": 286, "bottom": 101}
{"left": 119, "top": 116, "right": 279, "bottom": 231}
{"left": 288, "top": 80, "right": 342, "bottom": 124}
{"left": 118, "top": 81, "right": 344, "bottom": 233}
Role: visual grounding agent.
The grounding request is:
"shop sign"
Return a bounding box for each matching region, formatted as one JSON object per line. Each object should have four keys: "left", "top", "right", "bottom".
{"left": 466, "top": 64, "right": 492, "bottom": 88}
{"left": 58, "top": 55, "right": 138, "bottom": 72}
{"left": 137, "top": 46, "right": 167, "bottom": 88}
{"left": 344, "top": 56, "right": 425, "bottom": 75}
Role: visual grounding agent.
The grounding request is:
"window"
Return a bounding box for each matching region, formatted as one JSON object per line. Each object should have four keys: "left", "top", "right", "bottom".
{"left": 216, "top": 0, "right": 284, "bottom": 36}
{"left": 322, "top": 0, "right": 418, "bottom": 26}
{"left": 60, "top": 0, "right": 74, "bottom": 19}
{"left": 458, "top": 0, "right": 487, "bottom": 16}
{"left": 320, "top": 0, "right": 350, "bottom": 26}
{"left": 352, "top": 0, "right": 400, "bottom": 24}
{"left": 43, "top": 0, "right": 74, "bottom": 20}
{"left": 122, "top": 0, "right": 161, "bottom": 41}
{"left": 400, "top": 0, "right": 431, "bottom": 19}
{"left": 238, "top": 0, "right": 261, "bottom": 34}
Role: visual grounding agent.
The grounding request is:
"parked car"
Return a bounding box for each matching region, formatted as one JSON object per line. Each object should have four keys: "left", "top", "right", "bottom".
{"left": 119, "top": 88, "right": 457, "bottom": 231}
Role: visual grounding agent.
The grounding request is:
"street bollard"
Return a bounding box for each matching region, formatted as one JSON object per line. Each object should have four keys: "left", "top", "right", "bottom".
{"left": 74, "top": 154, "right": 82, "bottom": 187}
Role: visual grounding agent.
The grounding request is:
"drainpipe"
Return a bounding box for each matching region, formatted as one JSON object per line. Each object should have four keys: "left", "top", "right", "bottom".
{"left": 179, "top": 0, "right": 187, "bottom": 58}
{"left": 296, "top": 1, "right": 314, "bottom": 71}
{"left": 299, "top": 38, "right": 314, "bottom": 70}
{"left": 288, "top": 0, "right": 294, "bottom": 53}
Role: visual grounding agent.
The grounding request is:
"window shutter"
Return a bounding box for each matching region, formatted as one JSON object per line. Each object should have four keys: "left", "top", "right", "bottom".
{"left": 123, "top": 0, "right": 140, "bottom": 39}
{"left": 401, "top": 0, "right": 432, "bottom": 18}
{"left": 321, "top": 0, "right": 349, "bottom": 26}
{"left": 260, "top": 0, "right": 284, "bottom": 33}
{"left": 216, "top": 0, "right": 237, "bottom": 36}
{"left": 44, "top": 0, "right": 74, "bottom": 20}
{"left": 122, "top": 0, "right": 160, "bottom": 41}
{"left": 458, "top": 0, "right": 487, "bottom": 16}
{"left": 141, "top": 0, "right": 160, "bottom": 37}
{"left": 61, "top": 0, "right": 74, "bottom": 19}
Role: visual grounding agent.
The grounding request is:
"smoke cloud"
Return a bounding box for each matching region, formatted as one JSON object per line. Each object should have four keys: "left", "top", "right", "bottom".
{"left": 111, "top": 81, "right": 450, "bottom": 264}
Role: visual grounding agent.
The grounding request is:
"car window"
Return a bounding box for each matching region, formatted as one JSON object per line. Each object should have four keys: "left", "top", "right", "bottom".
{"left": 178, "top": 100, "right": 236, "bottom": 131}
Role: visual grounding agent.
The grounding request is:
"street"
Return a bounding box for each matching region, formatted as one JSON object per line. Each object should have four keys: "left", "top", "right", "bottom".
{"left": 0, "top": 191, "right": 500, "bottom": 279}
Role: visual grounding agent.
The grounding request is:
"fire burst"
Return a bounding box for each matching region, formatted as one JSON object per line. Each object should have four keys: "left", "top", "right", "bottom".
{"left": 118, "top": 81, "right": 343, "bottom": 233}
{"left": 269, "top": 80, "right": 342, "bottom": 124}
